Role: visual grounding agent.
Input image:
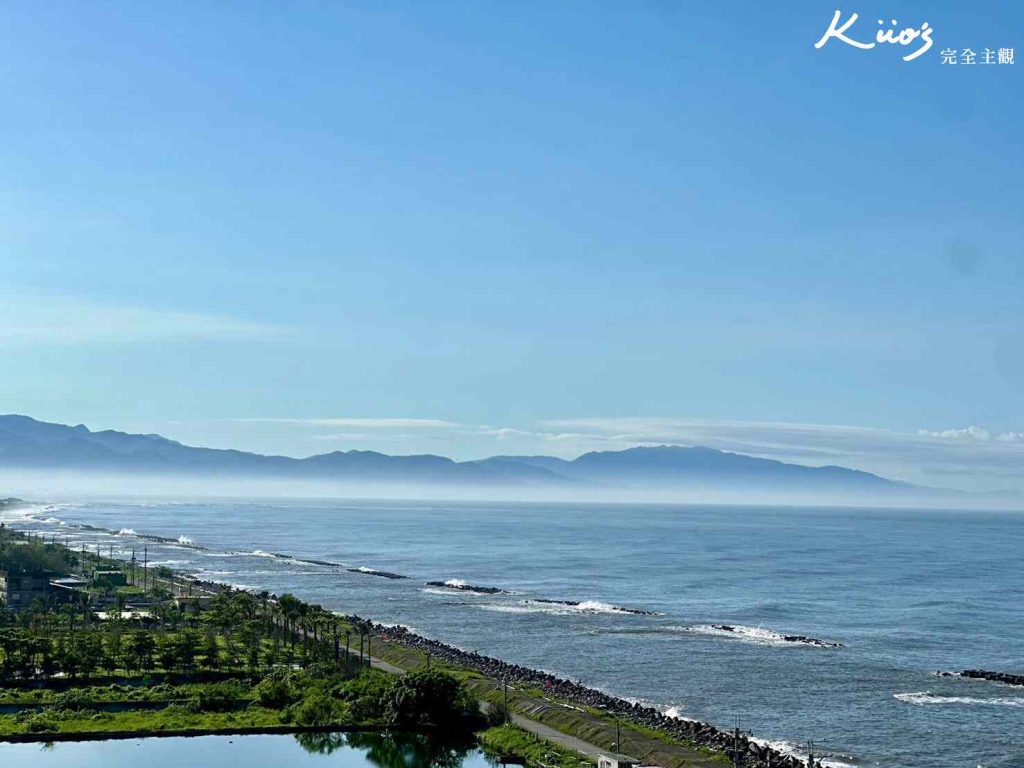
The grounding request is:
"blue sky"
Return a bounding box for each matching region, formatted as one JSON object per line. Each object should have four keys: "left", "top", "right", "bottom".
{"left": 0, "top": 2, "right": 1021, "bottom": 490}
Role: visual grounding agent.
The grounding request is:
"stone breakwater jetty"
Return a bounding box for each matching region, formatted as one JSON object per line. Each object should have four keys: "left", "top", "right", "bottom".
{"left": 711, "top": 625, "right": 843, "bottom": 649}
{"left": 531, "top": 598, "right": 658, "bottom": 616}
{"left": 372, "top": 622, "right": 812, "bottom": 768}
{"left": 346, "top": 567, "right": 408, "bottom": 580}
{"left": 425, "top": 581, "right": 509, "bottom": 594}
{"left": 959, "top": 669, "right": 1024, "bottom": 687}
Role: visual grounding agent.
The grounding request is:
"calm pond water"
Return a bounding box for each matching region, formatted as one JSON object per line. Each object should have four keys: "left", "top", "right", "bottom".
{"left": 0, "top": 733, "right": 496, "bottom": 767}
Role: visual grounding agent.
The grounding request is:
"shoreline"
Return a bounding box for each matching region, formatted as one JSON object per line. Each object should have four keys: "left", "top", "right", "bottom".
{"left": 3, "top": 503, "right": 818, "bottom": 767}
{"left": 0, "top": 724, "right": 412, "bottom": 745}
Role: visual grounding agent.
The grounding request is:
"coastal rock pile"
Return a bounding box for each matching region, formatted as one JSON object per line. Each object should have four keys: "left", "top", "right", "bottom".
{"left": 710, "top": 624, "right": 843, "bottom": 649}
{"left": 347, "top": 567, "right": 408, "bottom": 580}
{"left": 371, "top": 622, "right": 811, "bottom": 768}
{"left": 531, "top": 598, "right": 657, "bottom": 616}
{"left": 960, "top": 669, "right": 1024, "bottom": 687}
{"left": 425, "top": 581, "right": 508, "bottom": 594}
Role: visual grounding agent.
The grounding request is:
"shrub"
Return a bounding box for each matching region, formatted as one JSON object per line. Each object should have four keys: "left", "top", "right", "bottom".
{"left": 186, "top": 681, "right": 245, "bottom": 713}
{"left": 24, "top": 714, "right": 58, "bottom": 733}
{"left": 50, "top": 689, "right": 94, "bottom": 711}
{"left": 339, "top": 669, "right": 392, "bottom": 722}
{"left": 382, "top": 670, "right": 482, "bottom": 732}
{"left": 292, "top": 691, "right": 342, "bottom": 726}
{"left": 254, "top": 672, "right": 298, "bottom": 709}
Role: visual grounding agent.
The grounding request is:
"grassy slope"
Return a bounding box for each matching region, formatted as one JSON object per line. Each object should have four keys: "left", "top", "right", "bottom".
{"left": 0, "top": 705, "right": 286, "bottom": 736}
{"left": 353, "top": 621, "right": 726, "bottom": 767}
{"left": 479, "top": 724, "right": 595, "bottom": 767}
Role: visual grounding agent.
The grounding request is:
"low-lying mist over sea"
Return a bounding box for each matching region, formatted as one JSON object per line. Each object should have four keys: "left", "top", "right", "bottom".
{"left": 1, "top": 415, "right": 1018, "bottom": 510}
{"left": 2, "top": 469, "right": 1018, "bottom": 511}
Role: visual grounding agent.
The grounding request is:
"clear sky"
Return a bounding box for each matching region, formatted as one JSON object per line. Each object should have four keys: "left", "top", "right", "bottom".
{"left": 1, "top": 2, "right": 1021, "bottom": 490}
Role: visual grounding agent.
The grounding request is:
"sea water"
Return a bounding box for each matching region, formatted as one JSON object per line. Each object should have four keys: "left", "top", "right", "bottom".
{"left": 4, "top": 499, "right": 1023, "bottom": 768}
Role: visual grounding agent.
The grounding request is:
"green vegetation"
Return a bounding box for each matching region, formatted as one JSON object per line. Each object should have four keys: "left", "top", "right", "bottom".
{"left": 382, "top": 669, "right": 482, "bottom": 732}
{"left": 477, "top": 729, "right": 593, "bottom": 768}
{"left": 0, "top": 529, "right": 484, "bottom": 742}
{"left": 0, "top": 655, "right": 482, "bottom": 738}
{"left": 1, "top": 526, "right": 726, "bottom": 766}
{"left": 0, "top": 529, "right": 76, "bottom": 575}
{"left": 480, "top": 724, "right": 595, "bottom": 767}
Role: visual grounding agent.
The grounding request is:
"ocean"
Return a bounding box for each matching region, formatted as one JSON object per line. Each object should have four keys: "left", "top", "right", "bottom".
{"left": 3, "top": 498, "right": 1022, "bottom": 767}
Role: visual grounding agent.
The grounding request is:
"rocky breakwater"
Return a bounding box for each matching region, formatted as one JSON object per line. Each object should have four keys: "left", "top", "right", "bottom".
{"left": 371, "top": 622, "right": 815, "bottom": 767}
{"left": 960, "top": 669, "right": 1024, "bottom": 687}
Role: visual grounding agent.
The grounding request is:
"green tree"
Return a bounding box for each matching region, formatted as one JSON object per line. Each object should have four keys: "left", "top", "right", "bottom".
{"left": 104, "top": 632, "right": 123, "bottom": 674}
{"left": 202, "top": 629, "right": 221, "bottom": 670}
{"left": 124, "top": 631, "right": 156, "bottom": 672}
{"left": 382, "top": 671, "right": 481, "bottom": 732}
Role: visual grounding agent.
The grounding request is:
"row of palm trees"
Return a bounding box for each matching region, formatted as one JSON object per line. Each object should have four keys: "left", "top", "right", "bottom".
{"left": 0, "top": 584, "right": 372, "bottom": 684}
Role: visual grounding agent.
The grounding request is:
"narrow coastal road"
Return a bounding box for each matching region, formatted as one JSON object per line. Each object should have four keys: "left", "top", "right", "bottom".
{"left": 510, "top": 713, "right": 614, "bottom": 760}
{"left": 354, "top": 648, "right": 624, "bottom": 763}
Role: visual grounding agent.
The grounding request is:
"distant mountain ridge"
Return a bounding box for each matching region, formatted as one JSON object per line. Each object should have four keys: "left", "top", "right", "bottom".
{"left": 0, "top": 414, "right": 929, "bottom": 499}
{"left": 476, "top": 445, "right": 910, "bottom": 492}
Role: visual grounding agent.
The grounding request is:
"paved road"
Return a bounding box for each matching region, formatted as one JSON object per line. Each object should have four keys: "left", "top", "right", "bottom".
{"left": 357, "top": 649, "right": 622, "bottom": 762}
{"left": 510, "top": 713, "right": 616, "bottom": 760}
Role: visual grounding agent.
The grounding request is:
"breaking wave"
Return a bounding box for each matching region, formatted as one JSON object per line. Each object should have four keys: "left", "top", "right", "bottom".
{"left": 474, "top": 599, "right": 655, "bottom": 616}
{"left": 895, "top": 691, "right": 1024, "bottom": 708}
{"left": 678, "top": 624, "right": 842, "bottom": 648}
{"left": 748, "top": 736, "right": 857, "bottom": 768}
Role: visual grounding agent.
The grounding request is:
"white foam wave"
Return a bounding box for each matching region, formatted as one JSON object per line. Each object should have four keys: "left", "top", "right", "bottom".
{"left": 117, "top": 528, "right": 138, "bottom": 536}
{"left": 476, "top": 600, "right": 639, "bottom": 616}
{"left": 677, "top": 624, "right": 838, "bottom": 648}
{"left": 177, "top": 535, "right": 194, "bottom": 545}
{"left": 678, "top": 624, "right": 791, "bottom": 645}
{"left": 749, "top": 736, "right": 857, "bottom": 768}
{"left": 895, "top": 691, "right": 1024, "bottom": 707}
{"left": 444, "top": 578, "right": 467, "bottom": 587}
{"left": 574, "top": 600, "right": 632, "bottom": 614}
{"left": 663, "top": 705, "right": 699, "bottom": 723}
{"left": 378, "top": 622, "right": 419, "bottom": 634}
{"left": 476, "top": 604, "right": 550, "bottom": 614}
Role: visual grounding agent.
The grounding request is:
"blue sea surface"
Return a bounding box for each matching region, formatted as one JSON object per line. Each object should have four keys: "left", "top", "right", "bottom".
{"left": 5, "top": 499, "right": 1023, "bottom": 768}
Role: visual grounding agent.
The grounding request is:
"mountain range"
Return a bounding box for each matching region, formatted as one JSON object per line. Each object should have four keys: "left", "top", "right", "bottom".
{"left": 0, "top": 413, "right": 947, "bottom": 503}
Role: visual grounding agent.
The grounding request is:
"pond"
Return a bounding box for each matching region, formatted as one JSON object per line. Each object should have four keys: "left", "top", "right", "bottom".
{"left": 0, "top": 732, "right": 503, "bottom": 767}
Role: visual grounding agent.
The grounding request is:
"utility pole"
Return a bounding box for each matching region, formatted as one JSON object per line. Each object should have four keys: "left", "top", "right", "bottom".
{"left": 503, "top": 680, "right": 509, "bottom": 723}
{"left": 615, "top": 719, "right": 621, "bottom": 753}
{"left": 143, "top": 545, "right": 148, "bottom": 594}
